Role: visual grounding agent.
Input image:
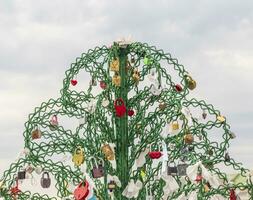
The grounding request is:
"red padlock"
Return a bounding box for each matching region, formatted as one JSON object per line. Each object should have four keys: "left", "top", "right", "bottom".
{"left": 74, "top": 180, "right": 89, "bottom": 200}
{"left": 10, "top": 178, "right": 21, "bottom": 197}
{"left": 128, "top": 109, "right": 135, "bottom": 117}
{"left": 175, "top": 84, "right": 183, "bottom": 92}
{"left": 114, "top": 98, "right": 126, "bottom": 117}
{"left": 148, "top": 151, "right": 162, "bottom": 159}
{"left": 229, "top": 189, "right": 236, "bottom": 200}
{"left": 195, "top": 173, "right": 203, "bottom": 183}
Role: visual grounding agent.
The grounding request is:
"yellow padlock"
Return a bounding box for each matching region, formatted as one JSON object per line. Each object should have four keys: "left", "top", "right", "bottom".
{"left": 72, "top": 146, "right": 85, "bottom": 167}
{"left": 186, "top": 75, "right": 196, "bottom": 90}
{"left": 172, "top": 121, "right": 179, "bottom": 130}
{"left": 110, "top": 58, "right": 120, "bottom": 72}
{"left": 132, "top": 68, "right": 140, "bottom": 83}
{"left": 101, "top": 144, "right": 115, "bottom": 160}
{"left": 112, "top": 73, "right": 121, "bottom": 87}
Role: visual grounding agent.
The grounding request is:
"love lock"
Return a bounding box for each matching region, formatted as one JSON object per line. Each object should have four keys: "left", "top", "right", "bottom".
{"left": 49, "top": 115, "right": 59, "bottom": 131}
{"left": 167, "top": 162, "right": 178, "bottom": 176}
{"left": 114, "top": 98, "right": 126, "bottom": 117}
{"left": 148, "top": 142, "right": 163, "bottom": 159}
{"left": 72, "top": 146, "right": 85, "bottom": 167}
{"left": 90, "top": 157, "right": 104, "bottom": 178}
{"left": 112, "top": 73, "right": 121, "bottom": 87}
{"left": 31, "top": 127, "right": 42, "bottom": 140}
{"left": 150, "top": 84, "right": 162, "bottom": 96}
{"left": 177, "top": 163, "right": 188, "bottom": 176}
{"left": 74, "top": 180, "right": 89, "bottom": 200}
{"left": 40, "top": 171, "right": 51, "bottom": 188}
{"left": 109, "top": 57, "right": 120, "bottom": 72}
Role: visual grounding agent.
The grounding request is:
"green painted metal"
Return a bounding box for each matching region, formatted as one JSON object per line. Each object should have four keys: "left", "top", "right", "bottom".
{"left": 0, "top": 41, "right": 252, "bottom": 200}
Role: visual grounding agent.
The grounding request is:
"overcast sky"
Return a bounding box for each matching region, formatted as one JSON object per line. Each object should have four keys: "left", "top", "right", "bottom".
{"left": 0, "top": 0, "right": 252, "bottom": 195}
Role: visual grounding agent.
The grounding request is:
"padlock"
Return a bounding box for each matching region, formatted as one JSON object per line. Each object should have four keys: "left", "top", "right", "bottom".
{"left": 112, "top": 73, "right": 121, "bottom": 87}
{"left": 175, "top": 84, "right": 183, "bottom": 92}
{"left": 148, "top": 142, "right": 163, "bottom": 159}
{"left": 25, "top": 164, "right": 34, "bottom": 174}
{"left": 167, "top": 163, "right": 178, "bottom": 176}
{"left": 110, "top": 57, "right": 120, "bottom": 72}
{"left": 217, "top": 115, "right": 226, "bottom": 123}
{"left": 102, "top": 99, "right": 109, "bottom": 107}
{"left": 10, "top": 178, "right": 21, "bottom": 196}
{"left": 90, "top": 157, "right": 104, "bottom": 178}
{"left": 49, "top": 115, "right": 58, "bottom": 131}
{"left": 114, "top": 98, "right": 126, "bottom": 117}
{"left": 72, "top": 146, "right": 85, "bottom": 167}
{"left": 90, "top": 78, "right": 97, "bottom": 86}
{"left": 18, "top": 170, "right": 26, "bottom": 180}
{"left": 172, "top": 121, "right": 179, "bottom": 130}
{"left": 185, "top": 75, "right": 196, "bottom": 90}
{"left": 225, "top": 152, "right": 230, "bottom": 162}
{"left": 71, "top": 79, "right": 78, "bottom": 86}
{"left": 74, "top": 180, "right": 89, "bottom": 200}
{"left": 31, "top": 127, "right": 42, "bottom": 140}
{"left": 229, "top": 131, "right": 236, "bottom": 139}
{"left": 159, "top": 102, "right": 166, "bottom": 110}
{"left": 229, "top": 189, "right": 236, "bottom": 200}
{"left": 130, "top": 55, "right": 135, "bottom": 63}
{"left": 108, "top": 180, "right": 116, "bottom": 192}
{"left": 184, "top": 133, "right": 194, "bottom": 144}
{"left": 101, "top": 144, "right": 115, "bottom": 160}
{"left": 40, "top": 172, "right": 51, "bottom": 188}
{"left": 195, "top": 172, "right": 203, "bottom": 183}
{"left": 127, "top": 109, "right": 134, "bottom": 117}
{"left": 100, "top": 81, "right": 107, "bottom": 89}
{"left": 202, "top": 109, "right": 207, "bottom": 119}
{"left": 177, "top": 163, "right": 188, "bottom": 176}
{"left": 132, "top": 68, "right": 140, "bottom": 83}
{"left": 204, "top": 182, "right": 211, "bottom": 192}
{"left": 143, "top": 56, "right": 151, "bottom": 65}
{"left": 150, "top": 84, "right": 162, "bottom": 96}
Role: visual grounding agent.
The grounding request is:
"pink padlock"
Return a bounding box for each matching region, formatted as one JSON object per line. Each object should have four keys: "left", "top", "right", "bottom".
{"left": 49, "top": 115, "right": 59, "bottom": 131}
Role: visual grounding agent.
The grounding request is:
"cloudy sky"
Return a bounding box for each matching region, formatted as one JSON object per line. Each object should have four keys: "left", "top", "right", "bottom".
{"left": 0, "top": 0, "right": 252, "bottom": 194}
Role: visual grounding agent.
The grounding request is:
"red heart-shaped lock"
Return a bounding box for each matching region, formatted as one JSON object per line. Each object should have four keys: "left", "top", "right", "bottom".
{"left": 114, "top": 98, "right": 126, "bottom": 117}
{"left": 71, "top": 79, "right": 78, "bottom": 86}
{"left": 148, "top": 151, "right": 162, "bottom": 159}
{"left": 128, "top": 109, "right": 134, "bottom": 117}
{"left": 74, "top": 180, "right": 89, "bottom": 200}
{"left": 175, "top": 84, "right": 183, "bottom": 92}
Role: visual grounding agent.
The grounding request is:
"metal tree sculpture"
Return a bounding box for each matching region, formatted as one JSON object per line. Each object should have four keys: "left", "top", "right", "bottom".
{"left": 0, "top": 41, "right": 252, "bottom": 200}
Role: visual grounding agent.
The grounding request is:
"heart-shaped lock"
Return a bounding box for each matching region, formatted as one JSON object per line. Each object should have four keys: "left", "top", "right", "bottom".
{"left": 114, "top": 98, "right": 126, "bottom": 117}
{"left": 148, "top": 142, "right": 163, "bottom": 159}
{"left": 102, "top": 99, "right": 109, "bottom": 107}
{"left": 71, "top": 79, "right": 78, "bottom": 86}
{"left": 100, "top": 81, "right": 107, "bottom": 89}
{"left": 74, "top": 180, "right": 89, "bottom": 200}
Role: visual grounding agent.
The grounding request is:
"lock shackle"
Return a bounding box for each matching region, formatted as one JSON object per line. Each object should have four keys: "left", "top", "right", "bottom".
{"left": 89, "top": 156, "right": 104, "bottom": 168}
{"left": 74, "top": 146, "right": 83, "bottom": 154}
{"left": 149, "top": 141, "right": 162, "bottom": 152}
{"left": 42, "top": 171, "right": 50, "bottom": 179}
{"left": 114, "top": 98, "right": 125, "bottom": 107}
